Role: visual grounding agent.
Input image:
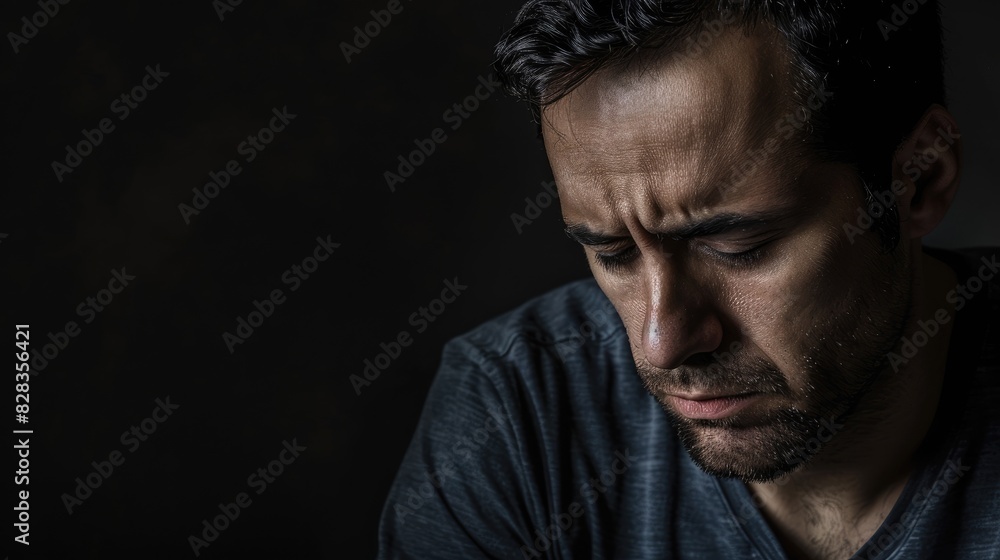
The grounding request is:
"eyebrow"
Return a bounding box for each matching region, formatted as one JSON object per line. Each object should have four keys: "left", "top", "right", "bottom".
{"left": 563, "top": 211, "right": 787, "bottom": 246}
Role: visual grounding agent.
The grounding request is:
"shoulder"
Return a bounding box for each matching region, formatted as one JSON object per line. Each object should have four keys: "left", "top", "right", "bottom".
{"left": 453, "top": 277, "right": 625, "bottom": 361}
{"left": 378, "top": 280, "right": 664, "bottom": 559}
{"left": 434, "top": 277, "right": 632, "bottom": 405}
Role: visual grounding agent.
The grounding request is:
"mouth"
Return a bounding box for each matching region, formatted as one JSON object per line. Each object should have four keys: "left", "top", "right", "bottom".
{"left": 664, "top": 392, "right": 762, "bottom": 420}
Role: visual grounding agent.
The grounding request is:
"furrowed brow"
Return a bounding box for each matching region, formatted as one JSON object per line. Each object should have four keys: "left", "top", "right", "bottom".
{"left": 665, "top": 212, "right": 786, "bottom": 240}
{"left": 563, "top": 223, "right": 626, "bottom": 246}
{"left": 564, "top": 211, "right": 787, "bottom": 246}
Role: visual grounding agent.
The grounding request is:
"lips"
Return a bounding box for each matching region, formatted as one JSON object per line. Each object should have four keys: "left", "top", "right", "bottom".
{"left": 665, "top": 392, "right": 760, "bottom": 420}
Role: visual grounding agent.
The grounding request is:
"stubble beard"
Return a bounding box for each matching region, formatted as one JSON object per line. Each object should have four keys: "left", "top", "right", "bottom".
{"left": 637, "top": 248, "right": 913, "bottom": 483}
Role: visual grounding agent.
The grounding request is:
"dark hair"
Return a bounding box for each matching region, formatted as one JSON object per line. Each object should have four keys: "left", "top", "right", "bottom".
{"left": 493, "top": 0, "right": 947, "bottom": 251}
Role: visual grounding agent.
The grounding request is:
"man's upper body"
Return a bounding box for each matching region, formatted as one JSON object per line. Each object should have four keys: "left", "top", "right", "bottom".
{"left": 378, "top": 246, "right": 999, "bottom": 559}
{"left": 381, "top": 1, "right": 999, "bottom": 557}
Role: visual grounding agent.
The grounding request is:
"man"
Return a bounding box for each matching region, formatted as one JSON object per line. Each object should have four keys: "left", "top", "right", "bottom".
{"left": 379, "top": 1, "right": 1000, "bottom": 558}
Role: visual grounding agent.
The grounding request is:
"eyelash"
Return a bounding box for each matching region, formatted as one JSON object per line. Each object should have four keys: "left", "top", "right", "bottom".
{"left": 594, "top": 243, "right": 767, "bottom": 272}
{"left": 594, "top": 246, "right": 639, "bottom": 272}
{"left": 704, "top": 245, "right": 767, "bottom": 268}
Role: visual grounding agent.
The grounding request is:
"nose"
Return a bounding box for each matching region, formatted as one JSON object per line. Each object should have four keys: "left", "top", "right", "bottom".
{"left": 641, "top": 262, "right": 724, "bottom": 370}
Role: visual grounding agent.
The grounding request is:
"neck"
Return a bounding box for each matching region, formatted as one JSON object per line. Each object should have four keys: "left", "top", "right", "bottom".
{"left": 748, "top": 249, "right": 958, "bottom": 559}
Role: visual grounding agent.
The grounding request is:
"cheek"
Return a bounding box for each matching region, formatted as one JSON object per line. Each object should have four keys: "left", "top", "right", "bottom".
{"left": 727, "top": 220, "right": 865, "bottom": 386}
{"left": 726, "top": 274, "right": 810, "bottom": 382}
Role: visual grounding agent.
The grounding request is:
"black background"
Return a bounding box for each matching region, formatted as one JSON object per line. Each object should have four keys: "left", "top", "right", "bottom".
{"left": 3, "top": 1, "right": 997, "bottom": 558}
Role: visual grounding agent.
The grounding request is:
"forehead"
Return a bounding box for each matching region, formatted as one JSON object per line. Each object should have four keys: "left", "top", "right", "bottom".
{"left": 541, "top": 22, "right": 807, "bottom": 221}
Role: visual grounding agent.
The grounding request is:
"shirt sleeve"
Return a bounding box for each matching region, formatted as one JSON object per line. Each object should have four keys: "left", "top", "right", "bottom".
{"left": 377, "top": 336, "right": 545, "bottom": 560}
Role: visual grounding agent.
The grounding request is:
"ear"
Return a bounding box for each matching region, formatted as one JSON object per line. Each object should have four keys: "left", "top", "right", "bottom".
{"left": 891, "top": 104, "right": 962, "bottom": 239}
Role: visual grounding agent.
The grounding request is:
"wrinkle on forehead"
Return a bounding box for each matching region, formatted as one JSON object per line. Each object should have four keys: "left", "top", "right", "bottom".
{"left": 542, "top": 22, "right": 799, "bottom": 230}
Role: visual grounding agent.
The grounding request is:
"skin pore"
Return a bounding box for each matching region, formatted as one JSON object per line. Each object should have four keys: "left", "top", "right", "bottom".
{"left": 540, "top": 20, "right": 962, "bottom": 560}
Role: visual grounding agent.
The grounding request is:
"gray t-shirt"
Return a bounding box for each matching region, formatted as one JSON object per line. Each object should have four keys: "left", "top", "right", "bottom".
{"left": 379, "top": 247, "right": 1000, "bottom": 559}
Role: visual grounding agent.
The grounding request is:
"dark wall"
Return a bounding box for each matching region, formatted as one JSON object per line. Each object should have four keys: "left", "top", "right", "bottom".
{"left": 3, "top": 1, "right": 996, "bottom": 558}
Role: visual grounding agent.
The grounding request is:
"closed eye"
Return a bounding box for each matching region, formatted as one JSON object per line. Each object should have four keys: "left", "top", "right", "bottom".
{"left": 698, "top": 234, "right": 780, "bottom": 268}
{"left": 700, "top": 244, "right": 767, "bottom": 267}
{"left": 594, "top": 238, "right": 776, "bottom": 272}
{"left": 594, "top": 245, "right": 639, "bottom": 272}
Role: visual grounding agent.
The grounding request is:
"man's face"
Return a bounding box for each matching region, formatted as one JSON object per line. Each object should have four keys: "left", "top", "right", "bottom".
{"left": 542, "top": 23, "right": 912, "bottom": 482}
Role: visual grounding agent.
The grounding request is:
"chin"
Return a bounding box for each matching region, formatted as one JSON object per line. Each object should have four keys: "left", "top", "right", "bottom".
{"left": 665, "top": 404, "right": 827, "bottom": 483}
